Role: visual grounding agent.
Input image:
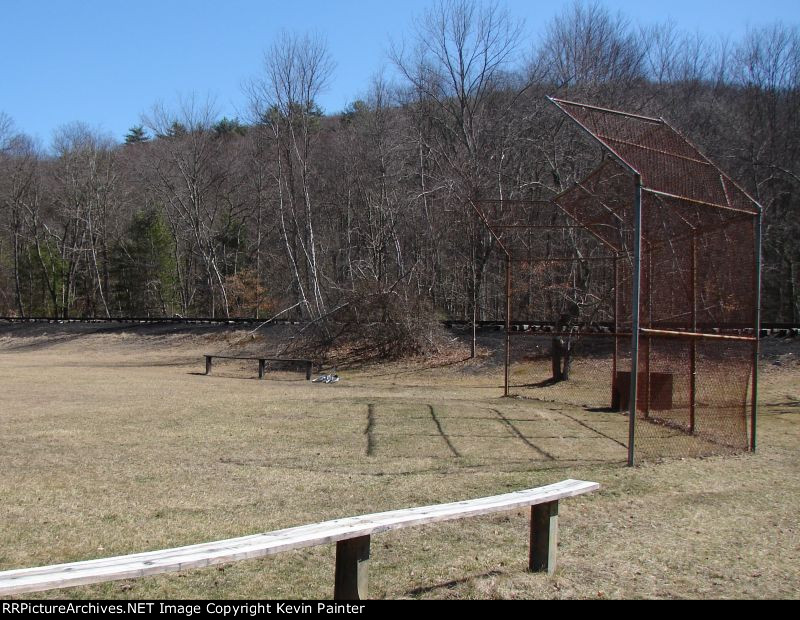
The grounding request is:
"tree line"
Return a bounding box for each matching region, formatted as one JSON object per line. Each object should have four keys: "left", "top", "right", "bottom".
{"left": 1, "top": 1, "right": 797, "bottom": 340}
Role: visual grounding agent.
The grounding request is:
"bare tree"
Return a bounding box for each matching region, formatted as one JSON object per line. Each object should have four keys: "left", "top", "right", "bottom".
{"left": 392, "top": 0, "right": 524, "bottom": 183}
{"left": 47, "top": 123, "right": 117, "bottom": 317}
{"left": 392, "top": 0, "right": 526, "bottom": 355}
{"left": 1, "top": 3, "right": 798, "bottom": 340}
{"left": 0, "top": 116, "right": 41, "bottom": 315}
{"left": 0, "top": 112, "right": 13, "bottom": 151}
{"left": 247, "top": 31, "right": 335, "bottom": 321}
{"left": 731, "top": 24, "right": 800, "bottom": 321}
{"left": 142, "top": 95, "right": 235, "bottom": 317}
{"left": 535, "top": 0, "right": 645, "bottom": 98}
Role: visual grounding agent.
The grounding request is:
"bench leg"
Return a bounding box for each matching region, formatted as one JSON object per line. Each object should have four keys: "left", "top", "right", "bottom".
{"left": 334, "top": 535, "right": 370, "bottom": 600}
{"left": 306, "top": 362, "right": 312, "bottom": 381}
{"left": 205, "top": 356, "right": 212, "bottom": 376}
{"left": 529, "top": 501, "right": 558, "bottom": 574}
{"left": 258, "top": 359, "right": 265, "bottom": 380}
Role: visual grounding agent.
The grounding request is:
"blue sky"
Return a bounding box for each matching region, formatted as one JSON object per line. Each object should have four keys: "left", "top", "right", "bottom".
{"left": 1, "top": 0, "right": 798, "bottom": 146}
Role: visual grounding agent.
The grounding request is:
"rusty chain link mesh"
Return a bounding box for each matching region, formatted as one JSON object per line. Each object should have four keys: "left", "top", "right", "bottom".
{"left": 477, "top": 99, "right": 760, "bottom": 463}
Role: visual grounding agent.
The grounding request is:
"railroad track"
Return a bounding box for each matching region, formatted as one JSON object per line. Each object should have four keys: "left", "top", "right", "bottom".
{"left": 1, "top": 316, "right": 797, "bottom": 337}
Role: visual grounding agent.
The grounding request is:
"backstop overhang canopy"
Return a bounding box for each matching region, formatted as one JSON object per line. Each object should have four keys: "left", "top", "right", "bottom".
{"left": 472, "top": 97, "right": 762, "bottom": 464}
{"left": 546, "top": 98, "right": 761, "bottom": 255}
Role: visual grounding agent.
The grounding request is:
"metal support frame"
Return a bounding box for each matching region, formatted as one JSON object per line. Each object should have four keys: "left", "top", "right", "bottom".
{"left": 644, "top": 242, "right": 653, "bottom": 418}
{"left": 639, "top": 328, "right": 756, "bottom": 342}
{"left": 751, "top": 213, "right": 762, "bottom": 451}
{"left": 690, "top": 232, "right": 698, "bottom": 433}
{"left": 612, "top": 258, "right": 619, "bottom": 407}
{"left": 468, "top": 97, "right": 763, "bottom": 465}
{"left": 504, "top": 254, "right": 511, "bottom": 397}
{"left": 627, "top": 176, "right": 643, "bottom": 467}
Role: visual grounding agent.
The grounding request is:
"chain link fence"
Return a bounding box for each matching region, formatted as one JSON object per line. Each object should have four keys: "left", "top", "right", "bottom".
{"left": 475, "top": 98, "right": 760, "bottom": 463}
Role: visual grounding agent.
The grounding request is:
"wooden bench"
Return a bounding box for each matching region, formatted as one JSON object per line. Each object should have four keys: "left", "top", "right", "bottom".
{"left": 0, "top": 479, "right": 597, "bottom": 599}
{"left": 204, "top": 355, "right": 314, "bottom": 380}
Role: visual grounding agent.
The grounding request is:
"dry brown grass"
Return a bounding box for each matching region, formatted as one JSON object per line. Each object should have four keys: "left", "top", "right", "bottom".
{"left": 0, "top": 324, "right": 798, "bottom": 599}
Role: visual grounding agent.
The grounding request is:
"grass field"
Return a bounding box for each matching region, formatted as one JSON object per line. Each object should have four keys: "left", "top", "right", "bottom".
{"left": 0, "top": 323, "right": 798, "bottom": 599}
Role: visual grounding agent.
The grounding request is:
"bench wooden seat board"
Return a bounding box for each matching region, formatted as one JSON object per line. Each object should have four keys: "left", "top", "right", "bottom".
{"left": 204, "top": 355, "right": 313, "bottom": 380}
{"left": 0, "top": 479, "right": 598, "bottom": 598}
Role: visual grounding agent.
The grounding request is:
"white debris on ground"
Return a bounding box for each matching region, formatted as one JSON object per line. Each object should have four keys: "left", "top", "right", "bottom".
{"left": 312, "top": 374, "right": 339, "bottom": 384}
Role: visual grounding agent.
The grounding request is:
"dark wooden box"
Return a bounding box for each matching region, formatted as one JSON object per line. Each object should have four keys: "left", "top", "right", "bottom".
{"left": 613, "top": 371, "right": 674, "bottom": 411}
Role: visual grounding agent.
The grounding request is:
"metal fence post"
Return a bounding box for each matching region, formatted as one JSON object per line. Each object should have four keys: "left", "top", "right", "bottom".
{"left": 627, "top": 176, "right": 643, "bottom": 467}
{"left": 505, "top": 254, "right": 511, "bottom": 397}
{"left": 751, "top": 212, "right": 762, "bottom": 451}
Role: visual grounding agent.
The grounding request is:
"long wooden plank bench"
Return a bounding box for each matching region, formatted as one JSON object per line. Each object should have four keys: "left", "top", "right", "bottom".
{"left": 0, "top": 480, "right": 597, "bottom": 599}
{"left": 204, "top": 355, "right": 314, "bottom": 380}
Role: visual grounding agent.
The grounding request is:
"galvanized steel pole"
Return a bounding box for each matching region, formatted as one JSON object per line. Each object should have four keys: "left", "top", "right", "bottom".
{"left": 690, "top": 231, "right": 697, "bottom": 434}
{"left": 627, "top": 176, "right": 643, "bottom": 466}
{"left": 505, "top": 254, "right": 511, "bottom": 397}
{"left": 751, "top": 212, "right": 762, "bottom": 451}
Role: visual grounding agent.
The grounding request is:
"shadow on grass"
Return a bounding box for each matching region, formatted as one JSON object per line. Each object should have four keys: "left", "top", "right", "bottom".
{"left": 404, "top": 569, "right": 505, "bottom": 597}
{"left": 0, "top": 323, "right": 136, "bottom": 351}
{"left": 187, "top": 372, "right": 309, "bottom": 382}
{"left": 344, "top": 354, "right": 479, "bottom": 377}
{"left": 509, "top": 377, "right": 572, "bottom": 389}
{"left": 0, "top": 321, "right": 243, "bottom": 353}
{"left": 490, "top": 408, "right": 556, "bottom": 460}
{"left": 429, "top": 404, "right": 461, "bottom": 457}
{"left": 520, "top": 377, "right": 563, "bottom": 388}
{"left": 767, "top": 399, "right": 800, "bottom": 409}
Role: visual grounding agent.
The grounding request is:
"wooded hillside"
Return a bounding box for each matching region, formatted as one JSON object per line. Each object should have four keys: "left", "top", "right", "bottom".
{"left": 1, "top": 2, "right": 797, "bottom": 327}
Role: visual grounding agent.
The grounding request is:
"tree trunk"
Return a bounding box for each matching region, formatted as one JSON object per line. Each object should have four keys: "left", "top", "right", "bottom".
{"left": 12, "top": 210, "right": 25, "bottom": 317}
{"left": 551, "top": 337, "right": 563, "bottom": 382}
{"left": 561, "top": 342, "right": 572, "bottom": 381}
